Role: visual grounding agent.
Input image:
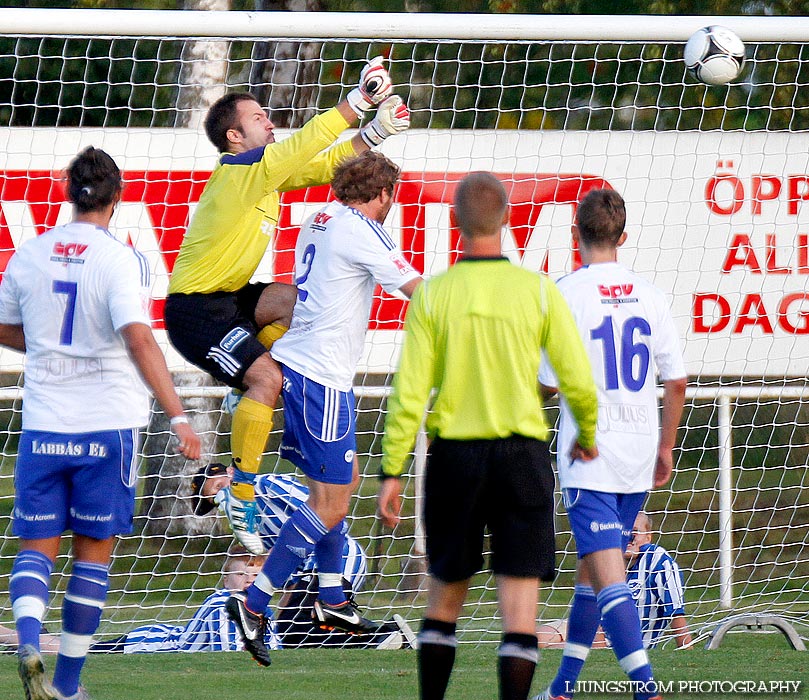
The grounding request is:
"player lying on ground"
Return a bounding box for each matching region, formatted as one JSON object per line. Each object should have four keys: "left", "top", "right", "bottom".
{"left": 0, "top": 549, "right": 414, "bottom": 654}
{"left": 536, "top": 512, "right": 692, "bottom": 650}
{"left": 190, "top": 464, "right": 416, "bottom": 659}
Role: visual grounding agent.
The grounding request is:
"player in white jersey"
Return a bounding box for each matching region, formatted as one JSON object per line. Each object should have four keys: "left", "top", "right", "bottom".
{"left": 540, "top": 250, "right": 684, "bottom": 495}
{"left": 226, "top": 151, "right": 421, "bottom": 666}
{"left": 0, "top": 147, "right": 200, "bottom": 700}
{"left": 537, "top": 189, "right": 687, "bottom": 700}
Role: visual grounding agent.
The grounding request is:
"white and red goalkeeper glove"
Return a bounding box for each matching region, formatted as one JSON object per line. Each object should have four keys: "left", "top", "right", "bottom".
{"left": 360, "top": 95, "right": 410, "bottom": 147}
{"left": 347, "top": 56, "right": 393, "bottom": 117}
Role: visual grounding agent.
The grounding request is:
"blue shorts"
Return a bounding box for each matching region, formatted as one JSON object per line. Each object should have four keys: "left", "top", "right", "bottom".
{"left": 13, "top": 429, "right": 139, "bottom": 540}
{"left": 563, "top": 488, "right": 647, "bottom": 558}
{"left": 279, "top": 367, "right": 356, "bottom": 485}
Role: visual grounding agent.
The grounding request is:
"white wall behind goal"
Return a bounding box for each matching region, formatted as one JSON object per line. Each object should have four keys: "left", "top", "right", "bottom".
{"left": 1, "top": 127, "right": 808, "bottom": 377}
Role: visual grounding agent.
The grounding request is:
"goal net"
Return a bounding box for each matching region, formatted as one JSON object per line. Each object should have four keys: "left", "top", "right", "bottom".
{"left": 0, "top": 9, "right": 807, "bottom": 650}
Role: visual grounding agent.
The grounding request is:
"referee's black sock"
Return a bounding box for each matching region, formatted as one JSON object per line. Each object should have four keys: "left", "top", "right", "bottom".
{"left": 498, "top": 632, "right": 539, "bottom": 700}
{"left": 418, "top": 618, "right": 458, "bottom": 700}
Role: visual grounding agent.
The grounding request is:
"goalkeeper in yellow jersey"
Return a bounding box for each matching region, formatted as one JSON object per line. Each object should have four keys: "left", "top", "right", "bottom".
{"left": 164, "top": 58, "right": 410, "bottom": 555}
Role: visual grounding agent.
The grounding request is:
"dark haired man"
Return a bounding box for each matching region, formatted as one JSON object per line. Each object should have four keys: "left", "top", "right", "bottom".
{"left": 537, "top": 188, "right": 687, "bottom": 700}
{"left": 0, "top": 146, "right": 200, "bottom": 700}
{"left": 164, "top": 59, "right": 410, "bottom": 556}
{"left": 378, "top": 172, "right": 599, "bottom": 700}
{"left": 225, "top": 151, "right": 422, "bottom": 666}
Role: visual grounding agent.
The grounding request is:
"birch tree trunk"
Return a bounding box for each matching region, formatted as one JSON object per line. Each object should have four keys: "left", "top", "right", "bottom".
{"left": 140, "top": 0, "right": 231, "bottom": 537}
{"left": 248, "top": 0, "right": 323, "bottom": 128}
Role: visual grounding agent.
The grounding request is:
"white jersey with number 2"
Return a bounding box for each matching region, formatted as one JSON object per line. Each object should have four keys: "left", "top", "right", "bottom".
{"left": 272, "top": 201, "right": 420, "bottom": 391}
{"left": 539, "top": 262, "right": 686, "bottom": 493}
{"left": 0, "top": 222, "right": 152, "bottom": 432}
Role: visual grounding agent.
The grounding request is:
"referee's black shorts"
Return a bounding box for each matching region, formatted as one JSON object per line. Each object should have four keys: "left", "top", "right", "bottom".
{"left": 424, "top": 435, "right": 556, "bottom": 583}
{"left": 164, "top": 283, "right": 270, "bottom": 389}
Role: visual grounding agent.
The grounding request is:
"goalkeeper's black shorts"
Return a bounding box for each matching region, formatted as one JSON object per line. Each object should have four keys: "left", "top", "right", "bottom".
{"left": 164, "top": 282, "right": 270, "bottom": 389}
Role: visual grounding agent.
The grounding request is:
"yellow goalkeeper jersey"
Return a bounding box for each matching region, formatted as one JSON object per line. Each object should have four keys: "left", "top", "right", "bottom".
{"left": 381, "top": 257, "right": 598, "bottom": 478}
{"left": 169, "top": 107, "right": 356, "bottom": 295}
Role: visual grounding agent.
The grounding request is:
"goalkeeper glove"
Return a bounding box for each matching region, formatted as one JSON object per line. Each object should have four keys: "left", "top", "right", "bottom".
{"left": 347, "top": 56, "right": 393, "bottom": 117}
{"left": 360, "top": 95, "right": 411, "bottom": 147}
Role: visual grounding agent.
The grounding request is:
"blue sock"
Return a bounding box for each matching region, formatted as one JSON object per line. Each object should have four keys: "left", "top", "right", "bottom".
{"left": 550, "top": 585, "right": 600, "bottom": 698}
{"left": 246, "top": 503, "right": 327, "bottom": 612}
{"left": 315, "top": 520, "right": 348, "bottom": 605}
{"left": 10, "top": 550, "right": 53, "bottom": 651}
{"left": 53, "top": 561, "right": 109, "bottom": 698}
{"left": 597, "top": 582, "right": 656, "bottom": 700}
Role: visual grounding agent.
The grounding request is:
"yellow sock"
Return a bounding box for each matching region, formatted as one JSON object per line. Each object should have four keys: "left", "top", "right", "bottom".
{"left": 230, "top": 396, "right": 275, "bottom": 501}
{"left": 257, "top": 322, "right": 288, "bottom": 350}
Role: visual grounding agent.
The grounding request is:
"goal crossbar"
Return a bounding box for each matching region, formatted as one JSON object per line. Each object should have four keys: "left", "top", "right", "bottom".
{"left": 3, "top": 8, "right": 809, "bottom": 42}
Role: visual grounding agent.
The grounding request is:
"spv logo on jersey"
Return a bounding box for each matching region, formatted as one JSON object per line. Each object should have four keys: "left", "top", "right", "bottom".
{"left": 598, "top": 283, "right": 638, "bottom": 306}
{"left": 51, "top": 241, "right": 88, "bottom": 264}
{"left": 598, "top": 284, "right": 634, "bottom": 299}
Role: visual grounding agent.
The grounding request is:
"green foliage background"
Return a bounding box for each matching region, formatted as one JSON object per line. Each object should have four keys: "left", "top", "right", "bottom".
{"left": 0, "top": 2, "right": 808, "bottom": 130}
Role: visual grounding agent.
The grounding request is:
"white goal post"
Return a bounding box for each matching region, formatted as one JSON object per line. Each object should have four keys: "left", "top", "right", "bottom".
{"left": 0, "top": 8, "right": 807, "bottom": 649}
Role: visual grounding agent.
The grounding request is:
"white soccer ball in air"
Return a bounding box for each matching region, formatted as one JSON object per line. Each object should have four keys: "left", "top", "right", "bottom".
{"left": 684, "top": 25, "right": 745, "bottom": 85}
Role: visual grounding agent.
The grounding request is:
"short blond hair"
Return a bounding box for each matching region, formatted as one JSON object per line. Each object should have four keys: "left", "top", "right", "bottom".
{"left": 454, "top": 172, "right": 508, "bottom": 238}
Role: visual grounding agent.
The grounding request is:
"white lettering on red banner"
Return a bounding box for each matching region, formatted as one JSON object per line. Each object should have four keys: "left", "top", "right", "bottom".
{"left": 2, "top": 129, "right": 808, "bottom": 376}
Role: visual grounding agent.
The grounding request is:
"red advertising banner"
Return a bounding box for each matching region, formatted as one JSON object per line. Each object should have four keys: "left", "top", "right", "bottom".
{"left": 2, "top": 128, "right": 808, "bottom": 376}
{"left": 0, "top": 169, "right": 609, "bottom": 332}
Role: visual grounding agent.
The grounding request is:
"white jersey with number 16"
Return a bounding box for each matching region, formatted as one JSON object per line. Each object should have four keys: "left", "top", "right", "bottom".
{"left": 539, "top": 262, "right": 686, "bottom": 493}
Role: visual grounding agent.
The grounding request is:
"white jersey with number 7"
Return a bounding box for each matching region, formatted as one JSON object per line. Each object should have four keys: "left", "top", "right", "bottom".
{"left": 0, "top": 222, "right": 152, "bottom": 432}
{"left": 539, "top": 262, "right": 686, "bottom": 493}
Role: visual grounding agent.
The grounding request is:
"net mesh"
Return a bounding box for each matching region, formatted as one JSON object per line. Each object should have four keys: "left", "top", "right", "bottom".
{"left": 0, "top": 24, "right": 807, "bottom": 648}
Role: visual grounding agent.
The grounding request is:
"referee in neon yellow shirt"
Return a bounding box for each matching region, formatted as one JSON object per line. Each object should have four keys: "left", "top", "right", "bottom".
{"left": 378, "top": 172, "right": 600, "bottom": 700}
{"left": 164, "top": 58, "right": 410, "bottom": 556}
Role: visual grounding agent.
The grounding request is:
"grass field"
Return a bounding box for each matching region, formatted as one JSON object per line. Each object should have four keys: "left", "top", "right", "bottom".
{"left": 0, "top": 633, "right": 805, "bottom": 700}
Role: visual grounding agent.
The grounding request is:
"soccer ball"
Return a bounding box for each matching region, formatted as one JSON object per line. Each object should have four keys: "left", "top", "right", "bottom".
{"left": 684, "top": 25, "right": 745, "bottom": 85}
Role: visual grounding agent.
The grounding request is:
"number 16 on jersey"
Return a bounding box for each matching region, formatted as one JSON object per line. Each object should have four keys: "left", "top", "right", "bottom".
{"left": 590, "top": 315, "right": 651, "bottom": 393}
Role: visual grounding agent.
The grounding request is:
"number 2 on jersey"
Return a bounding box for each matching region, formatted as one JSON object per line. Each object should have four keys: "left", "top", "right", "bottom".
{"left": 295, "top": 244, "right": 316, "bottom": 302}
{"left": 53, "top": 280, "right": 78, "bottom": 346}
{"left": 590, "top": 315, "right": 651, "bottom": 392}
